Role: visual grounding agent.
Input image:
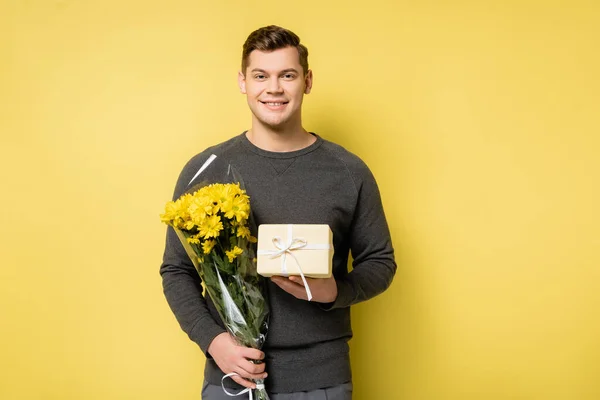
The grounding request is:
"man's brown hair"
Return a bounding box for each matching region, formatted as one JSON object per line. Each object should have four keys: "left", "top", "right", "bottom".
{"left": 241, "top": 25, "right": 309, "bottom": 75}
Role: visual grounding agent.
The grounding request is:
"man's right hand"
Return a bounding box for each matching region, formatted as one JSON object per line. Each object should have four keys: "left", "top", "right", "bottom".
{"left": 207, "top": 332, "right": 268, "bottom": 389}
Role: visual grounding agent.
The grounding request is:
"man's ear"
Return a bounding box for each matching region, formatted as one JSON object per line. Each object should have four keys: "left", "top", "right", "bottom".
{"left": 238, "top": 71, "right": 247, "bottom": 94}
{"left": 304, "top": 69, "right": 313, "bottom": 94}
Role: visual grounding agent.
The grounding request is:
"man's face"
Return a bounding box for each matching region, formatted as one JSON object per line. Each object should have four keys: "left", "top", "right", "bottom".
{"left": 238, "top": 46, "right": 312, "bottom": 130}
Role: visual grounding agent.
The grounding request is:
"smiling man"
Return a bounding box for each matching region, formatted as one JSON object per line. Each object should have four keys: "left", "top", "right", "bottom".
{"left": 240, "top": 44, "right": 312, "bottom": 144}
{"left": 160, "top": 25, "right": 396, "bottom": 400}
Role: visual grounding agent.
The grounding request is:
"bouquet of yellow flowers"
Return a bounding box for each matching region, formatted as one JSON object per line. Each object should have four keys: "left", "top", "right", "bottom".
{"left": 160, "top": 180, "right": 270, "bottom": 400}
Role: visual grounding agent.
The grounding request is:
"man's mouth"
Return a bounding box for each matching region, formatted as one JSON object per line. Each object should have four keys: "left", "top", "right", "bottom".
{"left": 260, "top": 100, "right": 289, "bottom": 110}
{"left": 261, "top": 101, "right": 288, "bottom": 107}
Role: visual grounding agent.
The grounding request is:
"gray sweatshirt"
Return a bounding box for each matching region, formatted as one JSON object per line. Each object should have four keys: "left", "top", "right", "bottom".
{"left": 160, "top": 132, "right": 396, "bottom": 393}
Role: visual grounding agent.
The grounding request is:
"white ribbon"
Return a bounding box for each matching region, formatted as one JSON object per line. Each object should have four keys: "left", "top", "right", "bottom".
{"left": 257, "top": 225, "right": 332, "bottom": 301}
{"left": 221, "top": 373, "right": 266, "bottom": 400}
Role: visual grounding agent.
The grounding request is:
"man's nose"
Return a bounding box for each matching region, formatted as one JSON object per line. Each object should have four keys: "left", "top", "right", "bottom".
{"left": 266, "top": 77, "right": 283, "bottom": 93}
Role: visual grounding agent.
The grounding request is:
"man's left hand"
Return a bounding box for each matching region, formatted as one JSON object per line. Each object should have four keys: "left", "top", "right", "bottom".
{"left": 271, "top": 275, "right": 338, "bottom": 303}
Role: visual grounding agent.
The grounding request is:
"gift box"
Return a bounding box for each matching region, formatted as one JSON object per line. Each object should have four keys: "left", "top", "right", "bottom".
{"left": 257, "top": 224, "right": 333, "bottom": 279}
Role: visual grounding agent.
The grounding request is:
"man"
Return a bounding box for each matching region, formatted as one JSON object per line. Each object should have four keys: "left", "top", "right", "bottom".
{"left": 160, "top": 25, "right": 396, "bottom": 399}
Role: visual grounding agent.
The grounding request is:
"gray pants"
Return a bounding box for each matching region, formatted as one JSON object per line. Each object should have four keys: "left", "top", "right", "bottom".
{"left": 202, "top": 381, "right": 352, "bottom": 400}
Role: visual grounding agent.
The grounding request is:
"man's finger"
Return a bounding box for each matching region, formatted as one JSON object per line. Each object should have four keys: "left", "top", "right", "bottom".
{"left": 230, "top": 374, "right": 255, "bottom": 389}
{"left": 288, "top": 276, "right": 307, "bottom": 286}
{"left": 239, "top": 347, "right": 264, "bottom": 361}
{"left": 239, "top": 359, "right": 267, "bottom": 378}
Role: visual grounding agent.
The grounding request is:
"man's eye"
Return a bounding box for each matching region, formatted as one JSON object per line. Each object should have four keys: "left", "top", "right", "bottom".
{"left": 254, "top": 75, "right": 266, "bottom": 80}
{"left": 283, "top": 74, "right": 295, "bottom": 79}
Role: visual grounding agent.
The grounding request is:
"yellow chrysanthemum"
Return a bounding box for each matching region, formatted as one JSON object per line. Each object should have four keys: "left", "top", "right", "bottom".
{"left": 213, "top": 183, "right": 245, "bottom": 217}
{"left": 236, "top": 225, "right": 251, "bottom": 240}
{"left": 235, "top": 225, "right": 256, "bottom": 242}
{"left": 210, "top": 183, "right": 227, "bottom": 200}
{"left": 225, "top": 246, "right": 244, "bottom": 262}
{"left": 183, "top": 219, "right": 195, "bottom": 230}
{"left": 188, "top": 194, "right": 213, "bottom": 226}
{"left": 160, "top": 202, "right": 179, "bottom": 224}
{"left": 229, "top": 194, "right": 251, "bottom": 222}
{"left": 202, "top": 239, "right": 217, "bottom": 255}
{"left": 219, "top": 198, "right": 234, "bottom": 220}
{"left": 187, "top": 236, "right": 201, "bottom": 244}
{"left": 199, "top": 214, "right": 223, "bottom": 239}
{"left": 161, "top": 183, "right": 250, "bottom": 234}
{"left": 161, "top": 193, "right": 194, "bottom": 229}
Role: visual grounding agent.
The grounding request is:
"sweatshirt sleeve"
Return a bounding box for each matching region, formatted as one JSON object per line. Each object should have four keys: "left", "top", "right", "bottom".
{"left": 323, "top": 159, "right": 397, "bottom": 310}
{"left": 159, "top": 155, "right": 226, "bottom": 355}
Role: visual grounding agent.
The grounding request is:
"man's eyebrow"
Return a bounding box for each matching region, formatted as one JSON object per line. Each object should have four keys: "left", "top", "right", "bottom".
{"left": 250, "top": 68, "right": 300, "bottom": 74}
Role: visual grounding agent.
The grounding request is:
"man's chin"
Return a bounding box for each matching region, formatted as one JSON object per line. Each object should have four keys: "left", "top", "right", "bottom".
{"left": 255, "top": 116, "right": 288, "bottom": 129}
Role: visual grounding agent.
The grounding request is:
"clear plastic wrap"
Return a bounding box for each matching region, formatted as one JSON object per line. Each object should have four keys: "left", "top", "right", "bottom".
{"left": 161, "top": 158, "right": 270, "bottom": 399}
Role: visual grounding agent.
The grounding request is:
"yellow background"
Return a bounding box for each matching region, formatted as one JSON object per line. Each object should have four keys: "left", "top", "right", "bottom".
{"left": 1, "top": 1, "right": 599, "bottom": 399}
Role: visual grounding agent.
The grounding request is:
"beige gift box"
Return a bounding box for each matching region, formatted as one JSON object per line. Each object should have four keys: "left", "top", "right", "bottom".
{"left": 257, "top": 224, "right": 333, "bottom": 279}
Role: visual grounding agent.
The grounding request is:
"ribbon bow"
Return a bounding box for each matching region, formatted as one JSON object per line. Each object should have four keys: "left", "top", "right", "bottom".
{"left": 268, "top": 236, "right": 313, "bottom": 301}
{"left": 264, "top": 233, "right": 312, "bottom": 301}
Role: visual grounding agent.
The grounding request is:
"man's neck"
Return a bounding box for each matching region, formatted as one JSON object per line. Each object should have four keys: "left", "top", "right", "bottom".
{"left": 246, "top": 122, "right": 316, "bottom": 152}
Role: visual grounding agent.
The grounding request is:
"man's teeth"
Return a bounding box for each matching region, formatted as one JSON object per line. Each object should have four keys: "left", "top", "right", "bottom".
{"left": 265, "top": 102, "right": 284, "bottom": 106}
